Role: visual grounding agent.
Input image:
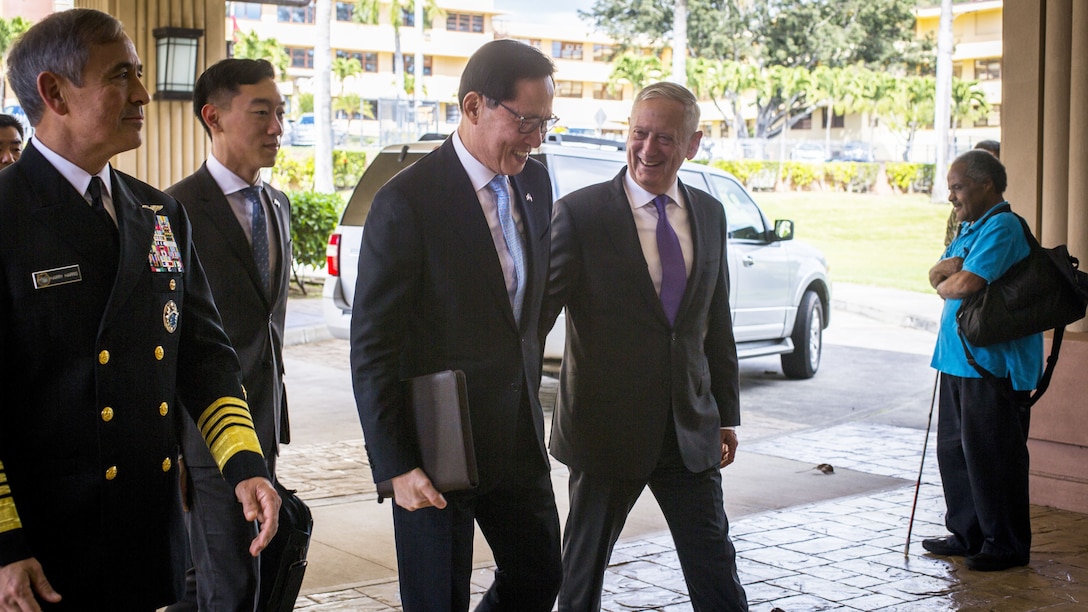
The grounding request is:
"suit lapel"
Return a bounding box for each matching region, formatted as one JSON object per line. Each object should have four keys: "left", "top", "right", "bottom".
{"left": 22, "top": 144, "right": 116, "bottom": 265}
{"left": 266, "top": 187, "right": 291, "bottom": 299}
{"left": 601, "top": 169, "right": 672, "bottom": 326}
{"left": 436, "top": 142, "right": 520, "bottom": 328}
{"left": 188, "top": 166, "right": 270, "bottom": 304}
{"left": 673, "top": 180, "right": 705, "bottom": 324}
{"left": 106, "top": 171, "right": 157, "bottom": 312}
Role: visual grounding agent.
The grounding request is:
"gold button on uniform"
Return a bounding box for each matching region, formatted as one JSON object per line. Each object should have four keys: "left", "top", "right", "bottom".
{"left": 159, "top": 402, "right": 169, "bottom": 416}
{"left": 169, "top": 279, "right": 176, "bottom": 290}
{"left": 154, "top": 346, "right": 164, "bottom": 360}
{"left": 100, "top": 407, "right": 114, "bottom": 422}
{"left": 105, "top": 466, "right": 117, "bottom": 480}
{"left": 162, "top": 457, "right": 172, "bottom": 472}
{"left": 98, "top": 350, "right": 110, "bottom": 365}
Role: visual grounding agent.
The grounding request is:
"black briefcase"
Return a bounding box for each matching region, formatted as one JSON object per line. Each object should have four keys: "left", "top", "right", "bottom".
{"left": 259, "top": 480, "right": 313, "bottom": 612}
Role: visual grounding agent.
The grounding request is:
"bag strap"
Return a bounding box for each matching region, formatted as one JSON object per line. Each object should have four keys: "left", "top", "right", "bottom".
{"left": 958, "top": 326, "right": 1065, "bottom": 408}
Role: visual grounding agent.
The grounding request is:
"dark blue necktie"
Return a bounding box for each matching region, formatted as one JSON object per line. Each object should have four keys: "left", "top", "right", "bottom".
{"left": 653, "top": 194, "right": 686, "bottom": 325}
{"left": 241, "top": 185, "right": 271, "bottom": 293}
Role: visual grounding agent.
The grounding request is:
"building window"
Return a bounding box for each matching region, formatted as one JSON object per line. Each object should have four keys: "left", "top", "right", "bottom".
{"left": 335, "top": 2, "right": 354, "bottom": 21}
{"left": 592, "top": 44, "right": 614, "bottom": 62}
{"left": 278, "top": 4, "right": 315, "bottom": 23}
{"left": 446, "top": 103, "right": 462, "bottom": 124}
{"left": 362, "top": 52, "right": 378, "bottom": 72}
{"left": 286, "top": 46, "right": 314, "bottom": 69}
{"left": 952, "top": 62, "right": 963, "bottom": 79}
{"left": 228, "top": 2, "right": 262, "bottom": 20}
{"left": 790, "top": 114, "right": 813, "bottom": 130}
{"left": 336, "top": 50, "right": 363, "bottom": 67}
{"left": 552, "top": 41, "right": 583, "bottom": 60}
{"left": 556, "top": 80, "right": 583, "bottom": 98}
{"left": 401, "top": 8, "right": 415, "bottom": 27}
{"left": 974, "top": 103, "right": 1001, "bottom": 127}
{"left": 402, "top": 55, "right": 433, "bottom": 77}
{"left": 446, "top": 13, "right": 483, "bottom": 33}
{"left": 974, "top": 58, "right": 1001, "bottom": 81}
{"left": 592, "top": 83, "right": 622, "bottom": 101}
{"left": 821, "top": 110, "right": 845, "bottom": 129}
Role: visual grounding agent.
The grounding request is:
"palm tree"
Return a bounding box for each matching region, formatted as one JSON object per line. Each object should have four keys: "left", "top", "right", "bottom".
{"left": 332, "top": 56, "right": 362, "bottom": 97}
{"left": 950, "top": 78, "right": 990, "bottom": 149}
{"left": 313, "top": 0, "right": 334, "bottom": 193}
{"left": 609, "top": 53, "right": 667, "bottom": 99}
{"left": 354, "top": 0, "right": 442, "bottom": 102}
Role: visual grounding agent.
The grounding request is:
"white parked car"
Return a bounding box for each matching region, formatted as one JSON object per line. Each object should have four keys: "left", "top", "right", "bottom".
{"left": 324, "top": 135, "right": 832, "bottom": 378}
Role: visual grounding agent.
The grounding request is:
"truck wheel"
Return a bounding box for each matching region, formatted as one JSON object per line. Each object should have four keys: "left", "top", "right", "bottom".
{"left": 781, "top": 291, "right": 822, "bottom": 379}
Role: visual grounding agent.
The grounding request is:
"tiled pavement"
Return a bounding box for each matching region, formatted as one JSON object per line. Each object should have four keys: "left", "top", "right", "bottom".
{"left": 284, "top": 422, "right": 1088, "bottom": 611}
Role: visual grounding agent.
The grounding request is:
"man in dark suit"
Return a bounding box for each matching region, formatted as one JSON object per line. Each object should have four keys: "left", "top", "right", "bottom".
{"left": 541, "top": 82, "right": 748, "bottom": 611}
{"left": 350, "top": 39, "right": 562, "bottom": 611}
{"left": 165, "top": 58, "right": 292, "bottom": 612}
{"left": 0, "top": 9, "right": 279, "bottom": 611}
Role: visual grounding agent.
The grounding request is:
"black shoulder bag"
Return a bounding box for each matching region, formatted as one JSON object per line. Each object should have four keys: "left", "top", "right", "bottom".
{"left": 259, "top": 480, "right": 313, "bottom": 612}
{"left": 955, "top": 203, "right": 1088, "bottom": 407}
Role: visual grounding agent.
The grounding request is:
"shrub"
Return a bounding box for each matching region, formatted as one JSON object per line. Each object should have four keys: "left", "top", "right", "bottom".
{"left": 885, "top": 162, "right": 935, "bottom": 194}
{"left": 782, "top": 162, "right": 822, "bottom": 190}
{"left": 712, "top": 160, "right": 780, "bottom": 191}
{"left": 286, "top": 190, "right": 343, "bottom": 294}
{"left": 333, "top": 150, "right": 368, "bottom": 190}
{"left": 272, "top": 150, "right": 314, "bottom": 192}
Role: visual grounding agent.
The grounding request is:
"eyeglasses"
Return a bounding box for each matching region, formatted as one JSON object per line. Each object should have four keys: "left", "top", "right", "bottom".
{"left": 493, "top": 99, "right": 560, "bottom": 135}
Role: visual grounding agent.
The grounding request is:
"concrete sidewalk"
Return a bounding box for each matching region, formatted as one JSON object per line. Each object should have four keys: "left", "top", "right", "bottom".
{"left": 279, "top": 285, "right": 1088, "bottom": 611}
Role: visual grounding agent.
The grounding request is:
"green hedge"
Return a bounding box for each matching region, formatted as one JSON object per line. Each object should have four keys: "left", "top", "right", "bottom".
{"left": 285, "top": 190, "right": 343, "bottom": 293}
{"left": 884, "top": 162, "right": 935, "bottom": 194}
{"left": 272, "top": 149, "right": 368, "bottom": 192}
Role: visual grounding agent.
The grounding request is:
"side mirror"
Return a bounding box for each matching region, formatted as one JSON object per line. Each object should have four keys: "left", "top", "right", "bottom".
{"left": 773, "top": 219, "right": 794, "bottom": 242}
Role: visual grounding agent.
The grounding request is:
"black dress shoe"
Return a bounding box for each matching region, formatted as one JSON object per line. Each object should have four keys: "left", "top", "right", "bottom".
{"left": 965, "top": 552, "right": 1029, "bottom": 571}
{"left": 921, "top": 536, "right": 970, "bottom": 557}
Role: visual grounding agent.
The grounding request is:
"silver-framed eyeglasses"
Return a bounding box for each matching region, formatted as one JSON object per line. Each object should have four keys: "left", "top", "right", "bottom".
{"left": 493, "top": 99, "right": 560, "bottom": 135}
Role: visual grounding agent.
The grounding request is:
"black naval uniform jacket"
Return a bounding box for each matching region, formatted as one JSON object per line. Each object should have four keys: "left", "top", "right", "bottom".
{"left": 0, "top": 143, "right": 268, "bottom": 609}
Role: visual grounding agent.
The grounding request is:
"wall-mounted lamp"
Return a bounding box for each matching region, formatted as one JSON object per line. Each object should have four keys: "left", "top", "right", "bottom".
{"left": 152, "top": 27, "right": 203, "bottom": 101}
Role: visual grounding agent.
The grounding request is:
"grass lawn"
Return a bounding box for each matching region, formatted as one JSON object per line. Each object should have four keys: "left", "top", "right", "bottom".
{"left": 754, "top": 191, "right": 952, "bottom": 294}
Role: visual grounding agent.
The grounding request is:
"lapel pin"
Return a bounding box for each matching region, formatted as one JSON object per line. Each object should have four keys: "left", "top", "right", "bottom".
{"left": 526, "top": 193, "right": 533, "bottom": 202}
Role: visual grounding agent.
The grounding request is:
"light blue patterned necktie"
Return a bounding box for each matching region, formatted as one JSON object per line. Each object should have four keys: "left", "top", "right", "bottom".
{"left": 488, "top": 174, "right": 526, "bottom": 321}
{"left": 241, "top": 185, "right": 271, "bottom": 294}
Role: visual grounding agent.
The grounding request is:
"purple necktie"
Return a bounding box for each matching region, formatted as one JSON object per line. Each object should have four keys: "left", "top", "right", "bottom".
{"left": 653, "top": 194, "right": 686, "bottom": 325}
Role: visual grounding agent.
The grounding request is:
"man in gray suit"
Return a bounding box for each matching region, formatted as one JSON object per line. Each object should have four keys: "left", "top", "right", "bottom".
{"left": 166, "top": 58, "right": 292, "bottom": 612}
{"left": 541, "top": 82, "right": 748, "bottom": 611}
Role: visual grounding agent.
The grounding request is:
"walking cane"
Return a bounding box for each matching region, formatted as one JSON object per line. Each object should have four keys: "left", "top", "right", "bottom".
{"left": 905, "top": 372, "right": 940, "bottom": 557}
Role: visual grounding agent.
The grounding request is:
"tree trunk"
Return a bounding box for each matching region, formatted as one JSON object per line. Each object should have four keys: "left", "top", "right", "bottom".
{"left": 313, "top": 0, "right": 335, "bottom": 193}
{"left": 932, "top": 0, "right": 954, "bottom": 201}
{"left": 670, "top": 0, "right": 687, "bottom": 86}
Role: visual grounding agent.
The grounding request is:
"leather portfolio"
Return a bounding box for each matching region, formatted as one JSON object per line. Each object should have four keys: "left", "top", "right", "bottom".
{"left": 376, "top": 369, "right": 478, "bottom": 499}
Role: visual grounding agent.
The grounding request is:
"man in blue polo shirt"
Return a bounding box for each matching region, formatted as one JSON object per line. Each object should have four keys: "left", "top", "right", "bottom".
{"left": 926, "top": 149, "right": 1043, "bottom": 572}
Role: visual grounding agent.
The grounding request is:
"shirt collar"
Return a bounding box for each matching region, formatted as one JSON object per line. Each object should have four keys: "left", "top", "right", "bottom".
{"left": 207, "top": 153, "right": 262, "bottom": 195}
{"left": 960, "top": 200, "right": 1010, "bottom": 236}
{"left": 622, "top": 167, "right": 682, "bottom": 211}
{"left": 31, "top": 136, "right": 112, "bottom": 199}
{"left": 452, "top": 130, "right": 500, "bottom": 192}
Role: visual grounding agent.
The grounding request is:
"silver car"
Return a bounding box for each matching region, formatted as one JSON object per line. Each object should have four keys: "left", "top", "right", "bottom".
{"left": 323, "top": 135, "right": 831, "bottom": 378}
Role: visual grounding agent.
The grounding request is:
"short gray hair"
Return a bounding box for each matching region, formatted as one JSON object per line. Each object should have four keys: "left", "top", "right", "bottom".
{"left": 633, "top": 82, "right": 701, "bottom": 137}
{"left": 953, "top": 149, "right": 1007, "bottom": 195}
{"left": 7, "top": 9, "right": 128, "bottom": 126}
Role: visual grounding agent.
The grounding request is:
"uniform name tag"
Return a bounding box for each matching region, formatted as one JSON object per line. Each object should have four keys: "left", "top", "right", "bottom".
{"left": 32, "top": 265, "right": 82, "bottom": 289}
{"left": 148, "top": 214, "right": 185, "bottom": 273}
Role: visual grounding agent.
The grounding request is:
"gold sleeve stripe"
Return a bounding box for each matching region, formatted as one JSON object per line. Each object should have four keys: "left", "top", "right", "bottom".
{"left": 197, "top": 398, "right": 264, "bottom": 472}
{"left": 0, "top": 461, "right": 22, "bottom": 534}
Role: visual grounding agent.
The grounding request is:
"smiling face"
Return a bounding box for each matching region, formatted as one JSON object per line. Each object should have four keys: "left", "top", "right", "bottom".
{"left": 57, "top": 37, "right": 149, "bottom": 169}
{"left": 947, "top": 162, "right": 996, "bottom": 223}
{"left": 626, "top": 96, "right": 701, "bottom": 195}
{"left": 203, "top": 77, "right": 285, "bottom": 182}
{"left": 460, "top": 76, "right": 554, "bottom": 176}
